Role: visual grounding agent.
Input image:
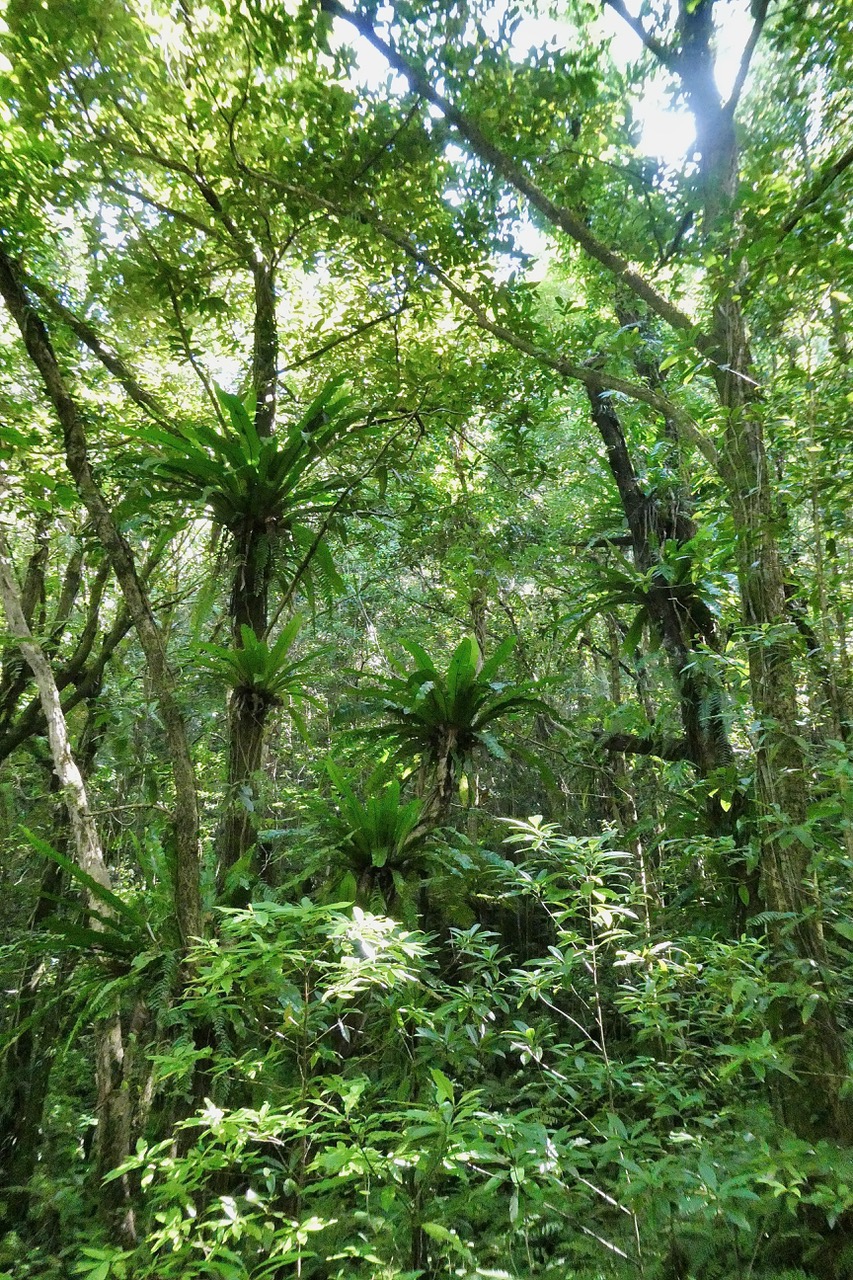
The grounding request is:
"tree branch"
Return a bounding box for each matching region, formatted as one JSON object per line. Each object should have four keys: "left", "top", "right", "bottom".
{"left": 597, "top": 731, "right": 692, "bottom": 762}
{"left": 347, "top": 200, "right": 723, "bottom": 473}
{"left": 24, "top": 275, "right": 180, "bottom": 432}
{"left": 602, "top": 0, "right": 675, "bottom": 68}
{"left": 280, "top": 300, "right": 409, "bottom": 373}
{"left": 0, "top": 518, "right": 50, "bottom": 722}
{"left": 105, "top": 178, "right": 219, "bottom": 238}
{"left": 724, "top": 0, "right": 770, "bottom": 117}
{"left": 742, "top": 138, "right": 853, "bottom": 301}
{"left": 0, "top": 619, "right": 127, "bottom": 763}
{"left": 0, "top": 546, "right": 167, "bottom": 764}
{"left": 0, "top": 244, "right": 202, "bottom": 948}
{"left": 158, "top": 253, "right": 227, "bottom": 428}
{"left": 222, "top": 96, "right": 727, "bottom": 477}
{"left": 252, "top": 260, "right": 278, "bottom": 437}
{"left": 236, "top": 167, "right": 721, "bottom": 471}
{"left": 322, "top": 0, "right": 699, "bottom": 339}
{"left": 0, "top": 522, "right": 112, "bottom": 903}
{"left": 777, "top": 139, "right": 853, "bottom": 239}
{"left": 93, "top": 126, "right": 257, "bottom": 266}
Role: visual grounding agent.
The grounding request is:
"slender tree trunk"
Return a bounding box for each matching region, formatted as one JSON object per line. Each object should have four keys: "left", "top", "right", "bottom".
{"left": 0, "top": 245, "right": 201, "bottom": 948}
{"left": 0, "top": 527, "right": 137, "bottom": 1234}
{"left": 675, "top": 0, "right": 853, "bottom": 1141}
{"left": 252, "top": 261, "right": 278, "bottom": 439}
{"left": 606, "top": 617, "right": 653, "bottom": 934}
{"left": 216, "top": 259, "right": 279, "bottom": 887}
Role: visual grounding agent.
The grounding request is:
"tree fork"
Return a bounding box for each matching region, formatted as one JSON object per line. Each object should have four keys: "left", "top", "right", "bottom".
{"left": 0, "top": 244, "right": 202, "bottom": 949}
{"left": 0, "top": 526, "right": 136, "bottom": 1235}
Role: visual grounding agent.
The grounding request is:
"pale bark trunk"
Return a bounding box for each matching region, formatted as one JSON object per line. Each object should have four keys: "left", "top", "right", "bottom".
{"left": 0, "top": 245, "right": 201, "bottom": 948}
{"left": 606, "top": 617, "right": 653, "bottom": 935}
{"left": 0, "top": 526, "right": 136, "bottom": 1231}
{"left": 0, "top": 531, "right": 109, "bottom": 901}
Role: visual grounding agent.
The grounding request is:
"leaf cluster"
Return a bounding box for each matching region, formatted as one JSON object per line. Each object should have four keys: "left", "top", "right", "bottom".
{"left": 197, "top": 616, "right": 321, "bottom": 719}
{"left": 357, "top": 635, "right": 550, "bottom": 767}
{"left": 140, "top": 379, "right": 363, "bottom": 593}
{"left": 327, "top": 761, "right": 427, "bottom": 875}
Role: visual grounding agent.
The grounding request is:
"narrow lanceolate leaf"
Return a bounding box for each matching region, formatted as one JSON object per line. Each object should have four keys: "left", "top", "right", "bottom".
{"left": 446, "top": 637, "right": 478, "bottom": 706}
{"left": 479, "top": 634, "right": 516, "bottom": 684}
{"left": 42, "top": 917, "right": 139, "bottom": 957}
{"left": 22, "top": 829, "right": 146, "bottom": 930}
{"left": 400, "top": 638, "right": 436, "bottom": 673}
{"left": 215, "top": 385, "right": 261, "bottom": 461}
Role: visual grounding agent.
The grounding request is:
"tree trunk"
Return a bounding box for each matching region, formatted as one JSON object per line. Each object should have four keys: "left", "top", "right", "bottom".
{"left": 588, "top": 386, "right": 740, "bottom": 837}
{"left": 676, "top": 0, "right": 853, "bottom": 1140}
{"left": 216, "top": 259, "right": 278, "bottom": 887}
{"left": 0, "top": 245, "right": 202, "bottom": 949}
{"left": 0, "top": 526, "right": 137, "bottom": 1234}
{"left": 216, "top": 685, "right": 270, "bottom": 891}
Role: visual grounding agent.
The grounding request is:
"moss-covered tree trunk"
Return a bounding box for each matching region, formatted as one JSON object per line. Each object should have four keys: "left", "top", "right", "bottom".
{"left": 0, "top": 527, "right": 139, "bottom": 1236}
{"left": 215, "top": 261, "right": 279, "bottom": 890}
{"left": 675, "top": 0, "right": 853, "bottom": 1142}
{"left": 0, "top": 245, "right": 202, "bottom": 951}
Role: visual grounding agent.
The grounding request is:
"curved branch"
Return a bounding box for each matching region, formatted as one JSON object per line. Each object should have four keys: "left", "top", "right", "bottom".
{"left": 321, "top": 0, "right": 699, "bottom": 339}
{"left": 280, "top": 300, "right": 409, "bottom": 373}
{"left": 597, "top": 731, "right": 692, "bottom": 762}
{"left": 0, "top": 540, "right": 166, "bottom": 776}
{"left": 777, "top": 139, "right": 853, "bottom": 240}
{"left": 603, "top": 0, "right": 675, "bottom": 68}
{"left": 741, "top": 138, "right": 853, "bottom": 301}
{"left": 0, "top": 244, "right": 202, "bottom": 948}
{"left": 24, "top": 276, "right": 180, "bottom": 432}
{"left": 345, "top": 199, "right": 723, "bottom": 474}
{"left": 105, "top": 178, "right": 219, "bottom": 238}
{"left": 224, "top": 157, "right": 722, "bottom": 474}
{"left": 723, "top": 0, "right": 770, "bottom": 118}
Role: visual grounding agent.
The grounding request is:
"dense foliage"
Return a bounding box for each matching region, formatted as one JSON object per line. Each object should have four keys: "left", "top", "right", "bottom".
{"left": 1, "top": 1, "right": 852, "bottom": 1277}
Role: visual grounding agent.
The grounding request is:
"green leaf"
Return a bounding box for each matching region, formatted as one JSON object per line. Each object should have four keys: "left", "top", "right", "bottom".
{"left": 830, "top": 919, "right": 853, "bottom": 943}
{"left": 446, "top": 637, "right": 478, "bottom": 705}
{"left": 78, "top": 1264, "right": 110, "bottom": 1280}
{"left": 23, "top": 829, "right": 146, "bottom": 931}
{"left": 422, "top": 1222, "right": 464, "bottom": 1249}
{"left": 401, "top": 638, "right": 436, "bottom": 673}
{"left": 623, "top": 608, "right": 647, "bottom": 656}
{"left": 479, "top": 634, "right": 516, "bottom": 683}
{"left": 430, "top": 1068, "right": 455, "bottom": 1104}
